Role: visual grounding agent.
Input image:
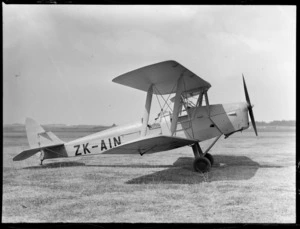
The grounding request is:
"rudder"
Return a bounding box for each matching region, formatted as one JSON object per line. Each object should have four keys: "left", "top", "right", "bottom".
{"left": 25, "top": 118, "right": 64, "bottom": 148}
{"left": 13, "top": 118, "right": 66, "bottom": 162}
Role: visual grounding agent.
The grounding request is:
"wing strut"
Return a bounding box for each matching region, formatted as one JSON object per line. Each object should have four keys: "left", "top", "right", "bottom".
{"left": 192, "top": 89, "right": 204, "bottom": 119}
{"left": 141, "top": 84, "right": 153, "bottom": 137}
{"left": 204, "top": 91, "right": 210, "bottom": 116}
{"left": 170, "top": 76, "right": 184, "bottom": 136}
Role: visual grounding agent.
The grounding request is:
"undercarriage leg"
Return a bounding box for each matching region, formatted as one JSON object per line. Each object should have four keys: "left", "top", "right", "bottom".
{"left": 192, "top": 142, "right": 203, "bottom": 159}
{"left": 203, "top": 134, "right": 222, "bottom": 156}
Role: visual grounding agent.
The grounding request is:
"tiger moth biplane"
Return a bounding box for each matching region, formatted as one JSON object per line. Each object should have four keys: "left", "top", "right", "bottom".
{"left": 13, "top": 60, "right": 258, "bottom": 173}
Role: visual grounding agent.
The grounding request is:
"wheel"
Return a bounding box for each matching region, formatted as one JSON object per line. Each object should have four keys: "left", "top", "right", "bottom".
{"left": 193, "top": 157, "right": 211, "bottom": 173}
{"left": 204, "top": 153, "right": 214, "bottom": 166}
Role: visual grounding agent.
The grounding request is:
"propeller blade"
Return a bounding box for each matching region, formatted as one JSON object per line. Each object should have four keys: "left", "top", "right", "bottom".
{"left": 249, "top": 106, "right": 258, "bottom": 136}
{"left": 242, "top": 74, "right": 251, "bottom": 106}
{"left": 242, "top": 74, "right": 258, "bottom": 136}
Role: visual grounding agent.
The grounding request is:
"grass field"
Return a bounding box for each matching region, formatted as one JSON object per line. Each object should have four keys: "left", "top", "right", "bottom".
{"left": 2, "top": 128, "right": 295, "bottom": 223}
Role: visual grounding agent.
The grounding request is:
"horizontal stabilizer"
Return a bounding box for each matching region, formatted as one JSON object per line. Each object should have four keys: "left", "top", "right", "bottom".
{"left": 112, "top": 60, "right": 211, "bottom": 95}
{"left": 13, "top": 143, "right": 65, "bottom": 161}
{"left": 102, "top": 135, "right": 198, "bottom": 155}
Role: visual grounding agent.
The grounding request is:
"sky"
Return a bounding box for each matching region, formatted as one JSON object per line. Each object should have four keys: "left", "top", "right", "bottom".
{"left": 3, "top": 5, "right": 296, "bottom": 125}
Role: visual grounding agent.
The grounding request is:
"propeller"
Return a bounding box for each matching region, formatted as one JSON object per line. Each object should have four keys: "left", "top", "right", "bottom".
{"left": 242, "top": 74, "right": 258, "bottom": 136}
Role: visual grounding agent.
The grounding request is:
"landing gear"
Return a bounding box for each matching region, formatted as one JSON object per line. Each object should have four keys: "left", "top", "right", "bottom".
{"left": 191, "top": 135, "right": 222, "bottom": 173}
{"left": 192, "top": 142, "right": 212, "bottom": 173}
{"left": 193, "top": 157, "right": 211, "bottom": 173}
{"left": 40, "top": 159, "right": 44, "bottom": 165}
{"left": 204, "top": 153, "right": 214, "bottom": 166}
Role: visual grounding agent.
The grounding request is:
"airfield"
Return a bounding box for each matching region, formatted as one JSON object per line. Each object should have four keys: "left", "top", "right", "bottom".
{"left": 3, "top": 125, "right": 295, "bottom": 223}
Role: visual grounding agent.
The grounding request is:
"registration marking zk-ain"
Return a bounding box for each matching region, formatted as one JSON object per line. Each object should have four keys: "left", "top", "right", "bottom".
{"left": 74, "top": 136, "right": 121, "bottom": 156}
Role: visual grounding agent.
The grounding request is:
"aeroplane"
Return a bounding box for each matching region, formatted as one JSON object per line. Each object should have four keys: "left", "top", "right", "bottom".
{"left": 13, "top": 60, "right": 258, "bottom": 173}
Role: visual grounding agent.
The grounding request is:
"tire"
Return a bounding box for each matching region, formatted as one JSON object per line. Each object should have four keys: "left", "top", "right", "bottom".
{"left": 193, "top": 157, "right": 211, "bottom": 173}
{"left": 204, "top": 153, "right": 214, "bottom": 166}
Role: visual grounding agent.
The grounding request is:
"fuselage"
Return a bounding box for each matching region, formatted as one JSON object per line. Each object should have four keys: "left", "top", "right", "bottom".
{"left": 62, "top": 102, "right": 249, "bottom": 158}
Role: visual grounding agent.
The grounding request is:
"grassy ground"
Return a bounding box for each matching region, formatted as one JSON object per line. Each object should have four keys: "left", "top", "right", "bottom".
{"left": 2, "top": 130, "right": 295, "bottom": 223}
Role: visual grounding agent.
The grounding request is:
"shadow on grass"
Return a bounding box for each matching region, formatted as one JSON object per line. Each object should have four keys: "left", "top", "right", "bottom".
{"left": 85, "top": 164, "right": 173, "bottom": 169}
{"left": 23, "top": 161, "right": 86, "bottom": 169}
{"left": 23, "top": 161, "right": 173, "bottom": 170}
{"left": 22, "top": 154, "right": 283, "bottom": 186}
{"left": 126, "top": 155, "right": 283, "bottom": 184}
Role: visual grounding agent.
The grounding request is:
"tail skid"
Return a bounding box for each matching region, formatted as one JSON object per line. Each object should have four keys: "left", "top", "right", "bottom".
{"left": 13, "top": 118, "right": 66, "bottom": 161}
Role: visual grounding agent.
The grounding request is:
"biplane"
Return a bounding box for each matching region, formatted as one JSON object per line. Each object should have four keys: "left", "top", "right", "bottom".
{"left": 13, "top": 60, "right": 257, "bottom": 173}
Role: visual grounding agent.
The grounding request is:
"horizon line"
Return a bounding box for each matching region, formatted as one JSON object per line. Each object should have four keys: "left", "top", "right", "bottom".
{"left": 3, "top": 119, "right": 296, "bottom": 126}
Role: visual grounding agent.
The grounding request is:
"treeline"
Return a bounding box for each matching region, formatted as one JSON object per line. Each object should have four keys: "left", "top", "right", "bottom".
{"left": 255, "top": 120, "right": 295, "bottom": 126}
{"left": 3, "top": 124, "right": 115, "bottom": 133}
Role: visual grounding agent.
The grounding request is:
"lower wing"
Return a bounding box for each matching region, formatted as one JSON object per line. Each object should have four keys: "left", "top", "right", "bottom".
{"left": 102, "top": 135, "right": 198, "bottom": 155}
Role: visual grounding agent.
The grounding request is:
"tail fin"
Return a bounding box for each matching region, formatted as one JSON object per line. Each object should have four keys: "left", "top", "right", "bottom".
{"left": 13, "top": 118, "right": 65, "bottom": 161}
{"left": 25, "top": 118, "right": 64, "bottom": 148}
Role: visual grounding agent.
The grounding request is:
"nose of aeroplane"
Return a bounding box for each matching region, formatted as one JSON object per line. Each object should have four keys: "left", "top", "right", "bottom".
{"left": 241, "top": 102, "right": 249, "bottom": 112}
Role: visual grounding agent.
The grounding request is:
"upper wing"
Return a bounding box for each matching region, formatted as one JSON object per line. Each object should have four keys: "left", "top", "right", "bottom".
{"left": 102, "top": 135, "right": 197, "bottom": 155}
{"left": 112, "top": 60, "right": 211, "bottom": 95}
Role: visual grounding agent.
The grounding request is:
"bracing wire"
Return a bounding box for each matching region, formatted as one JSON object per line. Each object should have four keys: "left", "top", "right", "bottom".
{"left": 153, "top": 82, "right": 177, "bottom": 132}
{"left": 151, "top": 79, "right": 197, "bottom": 139}
{"left": 154, "top": 88, "right": 171, "bottom": 130}
{"left": 153, "top": 84, "right": 176, "bottom": 113}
